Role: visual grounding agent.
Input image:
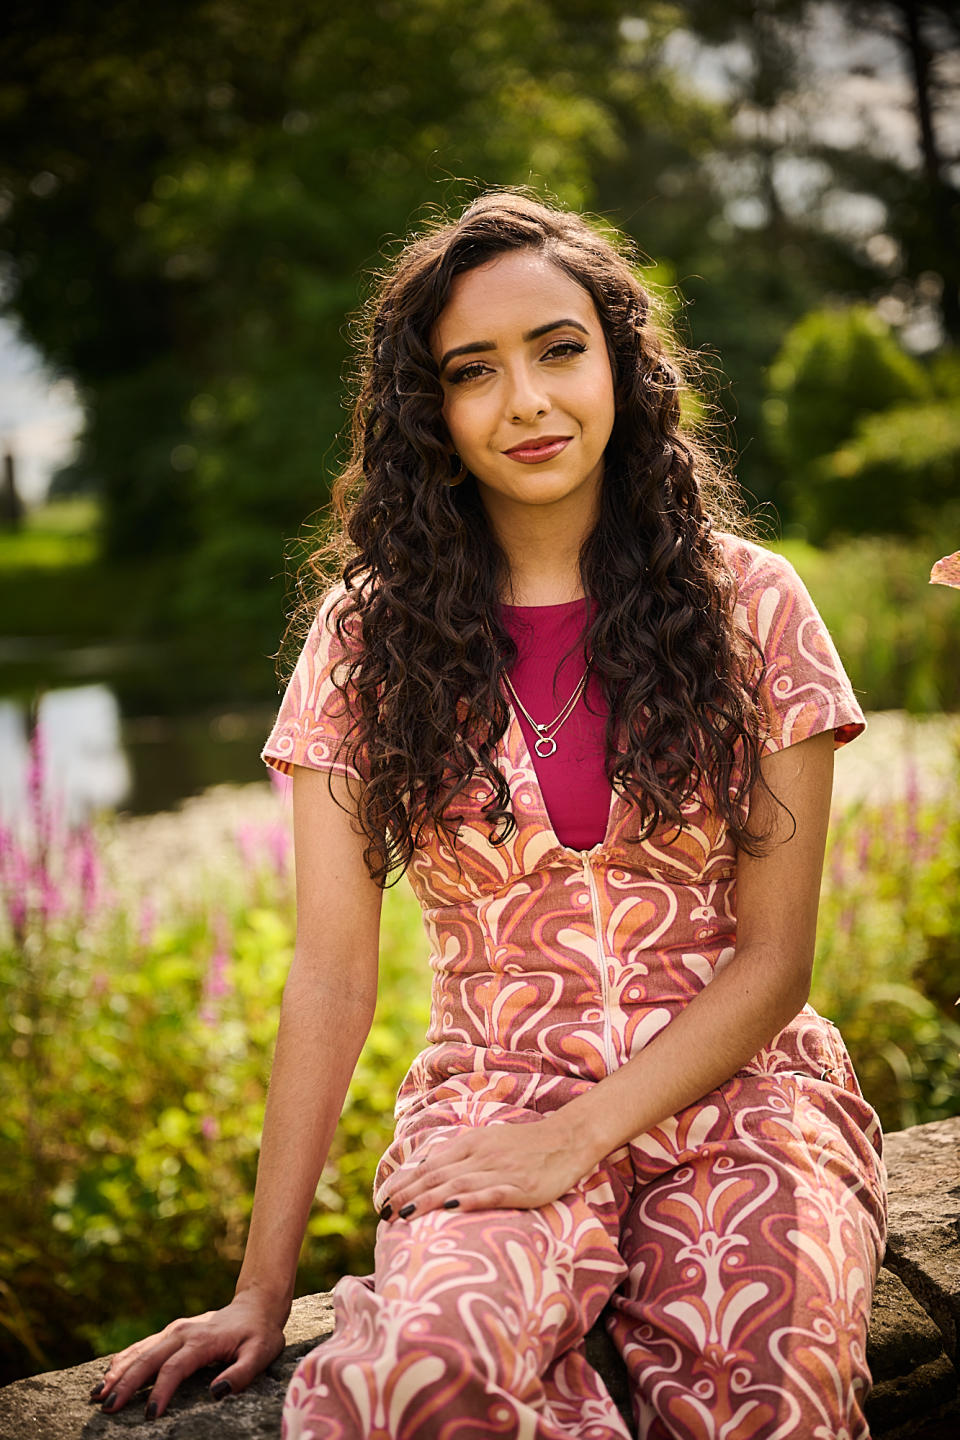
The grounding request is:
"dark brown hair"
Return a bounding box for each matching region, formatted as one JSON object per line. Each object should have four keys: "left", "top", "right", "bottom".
{"left": 288, "top": 188, "right": 769, "bottom": 886}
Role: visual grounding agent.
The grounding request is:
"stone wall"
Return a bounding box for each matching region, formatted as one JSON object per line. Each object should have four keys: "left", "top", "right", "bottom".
{"left": 2, "top": 1116, "right": 957, "bottom": 1439}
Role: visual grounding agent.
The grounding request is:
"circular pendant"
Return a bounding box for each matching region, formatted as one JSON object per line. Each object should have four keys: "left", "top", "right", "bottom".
{"left": 534, "top": 735, "right": 558, "bottom": 758}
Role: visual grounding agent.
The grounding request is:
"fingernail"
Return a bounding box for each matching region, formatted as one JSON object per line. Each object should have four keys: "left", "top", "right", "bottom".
{"left": 101, "top": 1392, "right": 119, "bottom": 1411}
{"left": 443, "top": 1197, "right": 460, "bottom": 1209}
{"left": 89, "top": 1381, "right": 104, "bottom": 1400}
{"left": 146, "top": 1400, "right": 158, "bottom": 1421}
{"left": 379, "top": 1202, "right": 393, "bottom": 1220}
{"left": 398, "top": 1202, "right": 415, "bottom": 1219}
{"left": 212, "top": 1379, "right": 232, "bottom": 1400}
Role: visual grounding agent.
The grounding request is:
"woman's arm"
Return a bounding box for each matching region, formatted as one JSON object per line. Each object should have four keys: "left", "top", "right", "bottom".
{"left": 385, "top": 729, "right": 834, "bottom": 1216}
{"left": 233, "top": 765, "right": 383, "bottom": 1316}
{"left": 91, "top": 765, "right": 383, "bottom": 1419}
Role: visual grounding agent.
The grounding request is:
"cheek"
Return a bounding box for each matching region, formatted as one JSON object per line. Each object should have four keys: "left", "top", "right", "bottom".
{"left": 581, "top": 369, "right": 616, "bottom": 436}
{"left": 443, "top": 398, "right": 489, "bottom": 456}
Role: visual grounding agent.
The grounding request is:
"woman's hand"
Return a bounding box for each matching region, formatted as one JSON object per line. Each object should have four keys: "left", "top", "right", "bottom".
{"left": 86, "top": 1289, "right": 287, "bottom": 1420}
{"left": 381, "top": 1114, "right": 590, "bottom": 1222}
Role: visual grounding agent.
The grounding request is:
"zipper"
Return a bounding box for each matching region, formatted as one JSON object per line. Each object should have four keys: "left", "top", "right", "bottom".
{"left": 583, "top": 854, "right": 616, "bottom": 1072}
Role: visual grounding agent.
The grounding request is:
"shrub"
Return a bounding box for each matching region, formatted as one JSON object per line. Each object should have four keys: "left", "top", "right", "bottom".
{"left": 774, "top": 536, "right": 960, "bottom": 712}
{"left": 764, "top": 306, "right": 927, "bottom": 482}
{"left": 0, "top": 728, "right": 430, "bottom": 1381}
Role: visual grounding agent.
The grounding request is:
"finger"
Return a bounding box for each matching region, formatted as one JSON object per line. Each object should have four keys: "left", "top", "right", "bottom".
{"left": 205, "top": 1332, "right": 285, "bottom": 1399}
{"left": 146, "top": 1334, "right": 239, "bottom": 1419}
{"left": 393, "top": 1163, "right": 515, "bottom": 1217}
{"left": 385, "top": 1143, "right": 485, "bottom": 1210}
{"left": 400, "top": 1180, "right": 524, "bottom": 1217}
{"left": 445, "top": 1183, "right": 517, "bottom": 1212}
{"left": 89, "top": 1336, "right": 181, "bottom": 1411}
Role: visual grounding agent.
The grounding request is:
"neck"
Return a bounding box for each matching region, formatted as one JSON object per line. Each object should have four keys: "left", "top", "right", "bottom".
{"left": 483, "top": 492, "right": 596, "bottom": 607}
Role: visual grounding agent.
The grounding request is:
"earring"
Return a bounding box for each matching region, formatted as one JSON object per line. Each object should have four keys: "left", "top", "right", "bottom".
{"left": 447, "top": 453, "right": 468, "bottom": 487}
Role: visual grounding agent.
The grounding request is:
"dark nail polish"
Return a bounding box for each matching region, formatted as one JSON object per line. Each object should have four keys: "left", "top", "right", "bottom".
{"left": 212, "top": 1379, "right": 232, "bottom": 1400}
{"left": 101, "top": 1392, "right": 119, "bottom": 1411}
{"left": 398, "top": 1202, "right": 415, "bottom": 1219}
{"left": 443, "top": 1197, "right": 460, "bottom": 1209}
{"left": 379, "top": 1202, "right": 393, "bottom": 1220}
{"left": 89, "top": 1381, "right": 104, "bottom": 1400}
{"left": 146, "top": 1400, "right": 158, "bottom": 1421}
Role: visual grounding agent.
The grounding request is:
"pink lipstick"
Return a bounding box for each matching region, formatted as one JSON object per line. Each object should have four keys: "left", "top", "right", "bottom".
{"left": 504, "top": 436, "right": 572, "bottom": 464}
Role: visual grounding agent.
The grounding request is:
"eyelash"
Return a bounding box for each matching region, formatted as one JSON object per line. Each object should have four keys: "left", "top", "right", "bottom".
{"left": 448, "top": 340, "right": 587, "bottom": 385}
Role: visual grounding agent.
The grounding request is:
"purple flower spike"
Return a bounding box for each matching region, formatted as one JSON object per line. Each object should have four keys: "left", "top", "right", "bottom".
{"left": 266, "top": 822, "right": 291, "bottom": 876}
{"left": 233, "top": 822, "right": 259, "bottom": 872}
{"left": 268, "top": 767, "right": 292, "bottom": 801}
{"left": 138, "top": 897, "right": 157, "bottom": 950}
{"left": 78, "top": 824, "right": 102, "bottom": 916}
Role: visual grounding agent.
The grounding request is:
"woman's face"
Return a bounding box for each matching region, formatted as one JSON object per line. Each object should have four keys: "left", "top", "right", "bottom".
{"left": 431, "top": 249, "right": 616, "bottom": 531}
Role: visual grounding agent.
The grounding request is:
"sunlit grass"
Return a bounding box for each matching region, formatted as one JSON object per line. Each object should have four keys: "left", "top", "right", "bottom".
{"left": 0, "top": 498, "right": 100, "bottom": 571}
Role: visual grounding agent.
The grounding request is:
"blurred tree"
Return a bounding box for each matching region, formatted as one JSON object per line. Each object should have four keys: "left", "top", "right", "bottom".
{"left": 0, "top": 0, "right": 633, "bottom": 622}
{"left": 846, "top": 0, "right": 960, "bottom": 341}
{"left": 602, "top": 0, "right": 960, "bottom": 516}
{"left": 765, "top": 305, "right": 927, "bottom": 469}
{"left": 765, "top": 303, "right": 959, "bottom": 538}
{"left": 806, "top": 398, "right": 960, "bottom": 539}
{"left": 2, "top": 0, "right": 959, "bottom": 631}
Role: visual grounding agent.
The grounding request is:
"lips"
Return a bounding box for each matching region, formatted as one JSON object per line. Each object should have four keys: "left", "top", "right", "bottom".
{"left": 503, "top": 436, "right": 572, "bottom": 464}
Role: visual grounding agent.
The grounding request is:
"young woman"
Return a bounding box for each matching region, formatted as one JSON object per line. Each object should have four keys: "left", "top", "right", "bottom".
{"left": 90, "top": 191, "right": 887, "bottom": 1438}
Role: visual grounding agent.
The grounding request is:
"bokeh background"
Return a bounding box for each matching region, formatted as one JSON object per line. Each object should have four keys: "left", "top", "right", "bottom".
{"left": 1, "top": 0, "right": 958, "bottom": 1386}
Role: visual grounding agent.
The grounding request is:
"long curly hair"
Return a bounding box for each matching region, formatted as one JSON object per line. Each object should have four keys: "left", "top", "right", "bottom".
{"left": 286, "top": 189, "right": 772, "bottom": 886}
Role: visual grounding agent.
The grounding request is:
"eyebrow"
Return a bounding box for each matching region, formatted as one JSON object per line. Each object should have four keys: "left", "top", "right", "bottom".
{"left": 439, "top": 318, "right": 590, "bottom": 373}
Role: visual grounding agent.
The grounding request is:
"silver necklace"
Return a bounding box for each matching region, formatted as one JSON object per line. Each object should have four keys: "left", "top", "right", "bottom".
{"left": 501, "top": 659, "right": 592, "bottom": 758}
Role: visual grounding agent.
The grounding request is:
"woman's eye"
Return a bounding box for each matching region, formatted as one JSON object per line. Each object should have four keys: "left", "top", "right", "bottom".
{"left": 543, "top": 340, "right": 587, "bottom": 361}
{"left": 449, "top": 362, "right": 491, "bottom": 385}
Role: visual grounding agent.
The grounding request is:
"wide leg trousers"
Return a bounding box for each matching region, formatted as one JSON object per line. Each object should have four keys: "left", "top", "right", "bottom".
{"left": 282, "top": 1068, "right": 887, "bottom": 1440}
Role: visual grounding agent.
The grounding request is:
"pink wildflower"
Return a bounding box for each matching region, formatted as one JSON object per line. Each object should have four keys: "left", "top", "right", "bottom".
{"left": 856, "top": 825, "right": 871, "bottom": 873}
{"left": 266, "top": 821, "right": 291, "bottom": 876}
{"left": 33, "top": 855, "right": 64, "bottom": 926}
{"left": 233, "top": 822, "right": 260, "bottom": 872}
{"left": 137, "top": 897, "right": 157, "bottom": 950}
{"left": 829, "top": 842, "right": 845, "bottom": 891}
{"left": 903, "top": 758, "right": 920, "bottom": 853}
{"left": 268, "top": 767, "right": 292, "bottom": 802}
{"left": 201, "top": 911, "right": 233, "bottom": 1023}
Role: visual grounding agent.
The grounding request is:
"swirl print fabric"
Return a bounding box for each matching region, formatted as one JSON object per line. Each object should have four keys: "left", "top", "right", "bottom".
{"left": 262, "top": 536, "right": 887, "bottom": 1439}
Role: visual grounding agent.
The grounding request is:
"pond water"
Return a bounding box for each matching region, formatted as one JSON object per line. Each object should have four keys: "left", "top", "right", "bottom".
{"left": 0, "top": 682, "right": 277, "bottom": 824}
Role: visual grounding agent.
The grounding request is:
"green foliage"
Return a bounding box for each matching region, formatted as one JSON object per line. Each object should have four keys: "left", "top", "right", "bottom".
{"left": 763, "top": 305, "right": 960, "bottom": 542}
{"left": 812, "top": 771, "right": 960, "bottom": 1131}
{"left": 806, "top": 400, "right": 960, "bottom": 540}
{"left": 763, "top": 306, "right": 933, "bottom": 536}
{"left": 9, "top": 1, "right": 957, "bottom": 619}
{"left": 775, "top": 537, "right": 960, "bottom": 712}
{"left": 0, "top": 0, "right": 631, "bottom": 626}
{"left": 0, "top": 757, "right": 430, "bottom": 1382}
{"left": 0, "top": 499, "right": 99, "bottom": 570}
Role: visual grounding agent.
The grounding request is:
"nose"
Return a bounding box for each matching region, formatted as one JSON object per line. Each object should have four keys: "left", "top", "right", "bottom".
{"left": 505, "top": 362, "right": 551, "bottom": 424}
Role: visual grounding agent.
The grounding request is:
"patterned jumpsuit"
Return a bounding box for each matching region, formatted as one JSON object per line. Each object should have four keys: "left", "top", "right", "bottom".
{"left": 261, "top": 536, "right": 888, "bottom": 1440}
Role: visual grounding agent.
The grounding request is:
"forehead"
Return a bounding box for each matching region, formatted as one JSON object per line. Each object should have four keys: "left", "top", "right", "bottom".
{"left": 431, "top": 250, "right": 598, "bottom": 353}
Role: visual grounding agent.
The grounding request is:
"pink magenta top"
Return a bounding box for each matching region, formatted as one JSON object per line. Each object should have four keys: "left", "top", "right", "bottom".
{"left": 498, "top": 597, "right": 610, "bottom": 851}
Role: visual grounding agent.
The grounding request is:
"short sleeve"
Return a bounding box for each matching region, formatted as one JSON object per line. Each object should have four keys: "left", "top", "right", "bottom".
{"left": 260, "top": 586, "right": 364, "bottom": 781}
{"left": 723, "top": 536, "right": 866, "bottom": 756}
